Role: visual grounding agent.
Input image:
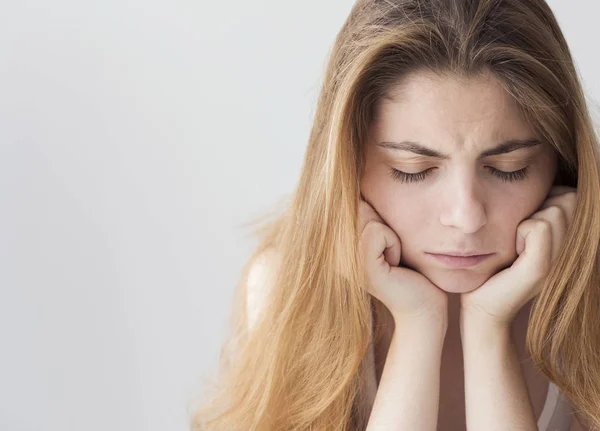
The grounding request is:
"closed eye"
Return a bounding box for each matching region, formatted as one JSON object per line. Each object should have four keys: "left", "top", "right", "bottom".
{"left": 388, "top": 166, "right": 530, "bottom": 184}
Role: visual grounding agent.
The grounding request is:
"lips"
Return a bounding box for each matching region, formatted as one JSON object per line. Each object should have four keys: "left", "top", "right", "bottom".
{"left": 433, "top": 251, "right": 490, "bottom": 257}
{"left": 427, "top": 252, "right": 493, "bottom": 268}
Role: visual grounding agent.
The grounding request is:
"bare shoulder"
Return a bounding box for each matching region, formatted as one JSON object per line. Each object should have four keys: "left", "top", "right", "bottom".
{"left": 246, "top": 249, "right": 280, "bottom": 330}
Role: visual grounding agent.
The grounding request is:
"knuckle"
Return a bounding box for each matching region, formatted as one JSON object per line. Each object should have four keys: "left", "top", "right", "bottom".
{"left": 534, "top": 218, "right": 552, "bottom": 232}
{"left": 565, "top": 191, "right": 577, "bottom": 202}
{"left": 361, "top": 219, "right": 380, "bottom": 237}
{"left": 544, "top": 205, "right": 568, "bottom": 224}
{"left": 544, "top": 205, "right": 562, "bottom": 217}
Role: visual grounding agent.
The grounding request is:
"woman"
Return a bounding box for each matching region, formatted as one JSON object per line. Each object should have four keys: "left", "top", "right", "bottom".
{"left": 191, "top": 0, "right": 600, "bottom": 429}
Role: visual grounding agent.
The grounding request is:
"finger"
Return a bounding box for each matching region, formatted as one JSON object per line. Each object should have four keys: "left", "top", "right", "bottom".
{"left": 360, "top": 221, "right": 401, "bottom": 270}
{"left": 541, "top": 190, "right": 577, "bottom": 223}
{"left": 381, "top": 223, "right": 401, "bottom": 268}
{"left": 546, "top": 185, "right": 577, "bottom": 197}
{"left": 530, "top": 205, "right": 568, "bottom": 263}
{"left": 515, "top": 218, "right": 553, "bottom": 287}
{"left": 352, "top": 200, "right": 387, "bottom": 284}
{"left": 358, "top": 200, "right": 384, "bottom": 231}
{"left": 358, "top": 199, "right": 401, "bottom": 266}
{"left": 538, "top": 190, "right": 576, "bottom": 212}
{"left": 359, "top": 221, "right": 386, "bottom": 297}
{"left": 359, "top": 199, "right": 382, "bottom": 222}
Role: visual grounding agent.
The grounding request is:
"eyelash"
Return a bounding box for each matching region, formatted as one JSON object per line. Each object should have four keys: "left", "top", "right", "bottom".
{"left": 389, "top": 166, "right": 530, "bottom": 184}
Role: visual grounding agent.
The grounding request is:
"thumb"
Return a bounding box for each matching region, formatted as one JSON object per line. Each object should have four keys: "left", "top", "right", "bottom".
{"left": 514, "top": 218, "right": 552, "bottom": 283}
{"left": 516, "top": 226, "right": 526, "bottom": 255}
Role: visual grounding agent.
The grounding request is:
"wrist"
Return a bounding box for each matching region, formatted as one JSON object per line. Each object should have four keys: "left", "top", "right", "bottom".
{"left": 393, "top": 310, "right": 448, "bottom": 339}
{"left": 460, "top": 308, "right": 512, "bottom": 340}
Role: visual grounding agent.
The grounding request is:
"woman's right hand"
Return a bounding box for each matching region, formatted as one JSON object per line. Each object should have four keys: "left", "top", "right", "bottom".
{"left": 358, "top": 198, "right": 448, "bottom": 325}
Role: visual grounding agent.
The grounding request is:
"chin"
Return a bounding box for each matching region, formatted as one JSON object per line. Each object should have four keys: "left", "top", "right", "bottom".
{"left": 401, "top": 256, "right": 497, "bottom": 293}
{"left": 424, "top": 269, "right": 489, "bottom": 294}
{"left": 438, "top": 281, "right": 481, "bottom": 294}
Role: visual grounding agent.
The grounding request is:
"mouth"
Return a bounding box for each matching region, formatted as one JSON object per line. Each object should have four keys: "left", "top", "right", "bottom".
{"left": 426, "top": 252, "right": 494, "bottom": 268}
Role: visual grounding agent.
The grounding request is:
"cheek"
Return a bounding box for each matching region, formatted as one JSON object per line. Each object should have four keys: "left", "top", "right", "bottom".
{"left": 371, "top": 186, "right": 430, "bottom": 239}
{"left": 486, "top": 188, "right": 547, "bottom": 255}
{"left": 492, "top": 206, "right": 522, "bottom": 246}
{"left": 494, "top": 180, "right": 549, "bottom": 224}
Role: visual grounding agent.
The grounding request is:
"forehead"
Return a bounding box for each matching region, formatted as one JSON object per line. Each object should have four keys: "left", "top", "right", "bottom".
{"left": 371, "top": 70, "right": 534, "bottom": 142}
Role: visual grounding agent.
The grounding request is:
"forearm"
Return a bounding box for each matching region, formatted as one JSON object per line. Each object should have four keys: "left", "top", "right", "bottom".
{"left": 366, "top": 317, "right": 446, "bottom": 431}
{"left": 461, "top": 314, "right": 537, "bottom": 430}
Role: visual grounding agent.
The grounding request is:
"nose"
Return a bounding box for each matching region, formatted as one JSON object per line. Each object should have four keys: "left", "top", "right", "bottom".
{"left": 439, "top": 170, "right": 487, "bottom": 233}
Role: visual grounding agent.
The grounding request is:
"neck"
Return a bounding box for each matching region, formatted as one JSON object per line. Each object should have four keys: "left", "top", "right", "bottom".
{"left": 447, "top": 292, "right": 462, "bottom": 334}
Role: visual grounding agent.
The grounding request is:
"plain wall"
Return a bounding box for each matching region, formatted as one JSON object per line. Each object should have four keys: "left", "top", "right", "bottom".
{"left": 1, "top": 1, "right": 598, "bottom": 430}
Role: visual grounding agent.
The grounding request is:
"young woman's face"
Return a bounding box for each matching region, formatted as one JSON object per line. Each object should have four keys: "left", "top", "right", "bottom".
{"left": 360, "top": 70, "right": 559, "bottom": 293}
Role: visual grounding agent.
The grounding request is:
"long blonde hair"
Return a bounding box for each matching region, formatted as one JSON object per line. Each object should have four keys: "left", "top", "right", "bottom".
{"left": 191, "top": 0, "right": 600, "bottom": 429}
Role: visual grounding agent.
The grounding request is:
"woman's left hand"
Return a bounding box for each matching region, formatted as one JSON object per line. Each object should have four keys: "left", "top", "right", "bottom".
{"left": 460, "top": 185, "right": 578, "bottom": 326}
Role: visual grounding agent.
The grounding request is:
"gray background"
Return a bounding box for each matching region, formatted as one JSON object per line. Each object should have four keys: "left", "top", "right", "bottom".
{"left": 1, "top": 1, "right": 598, "bottom": 430}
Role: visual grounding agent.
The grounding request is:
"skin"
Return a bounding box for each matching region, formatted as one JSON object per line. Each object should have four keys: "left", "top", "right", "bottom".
{"left": 360, "top": 69, "right": 559, "bottom": 296}
{"left": 243, "top": 68, "right": 586, "bottom": 429}
{"left": 360, "top": 69, "right": 588, "bottom": 429}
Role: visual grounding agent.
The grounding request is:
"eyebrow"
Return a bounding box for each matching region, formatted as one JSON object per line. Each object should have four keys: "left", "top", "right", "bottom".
{"left": 377, "top": 138, "right": 542, "bottom": 160}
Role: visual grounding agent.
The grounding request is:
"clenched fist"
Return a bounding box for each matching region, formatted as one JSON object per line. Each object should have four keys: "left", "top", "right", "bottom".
{"left": 358, "top": 198, "right": 448, "bottom": 324}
